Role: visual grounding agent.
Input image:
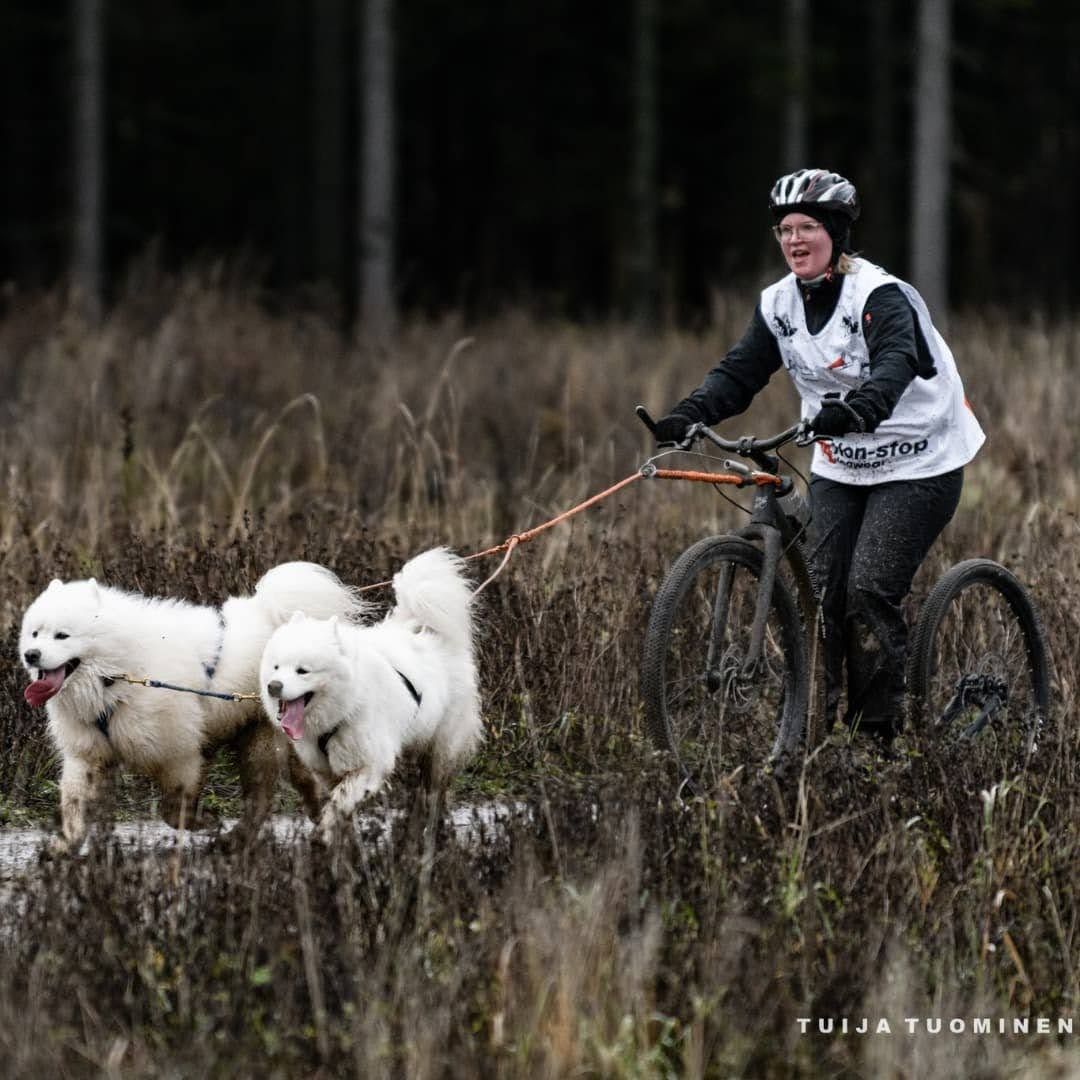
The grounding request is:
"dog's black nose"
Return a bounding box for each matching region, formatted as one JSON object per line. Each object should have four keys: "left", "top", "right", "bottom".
{"left": 24, "top": 649, "right": 41, "bottom": 666}
{"left": 267, "top": 680, "right": 283, "bottom": 698}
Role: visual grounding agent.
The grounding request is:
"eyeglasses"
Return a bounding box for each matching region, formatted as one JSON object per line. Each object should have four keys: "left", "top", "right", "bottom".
{"left": 772, "top": 221, "right": 825, "bottom": 243}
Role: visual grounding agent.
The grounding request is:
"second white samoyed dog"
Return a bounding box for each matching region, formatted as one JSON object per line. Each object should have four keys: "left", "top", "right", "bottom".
{"left": 259, "top": 548, "right": 483, "bottom": 842}
{"left": 20, "top": 563, "right": 367, "bottom": 851}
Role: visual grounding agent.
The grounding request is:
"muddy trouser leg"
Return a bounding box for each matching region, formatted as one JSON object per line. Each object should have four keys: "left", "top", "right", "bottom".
{"left": 844, "top": 468, "right": 964, "bottom": 736}
{"left": 804, "top": 476, "right": 869, "bottom": 730}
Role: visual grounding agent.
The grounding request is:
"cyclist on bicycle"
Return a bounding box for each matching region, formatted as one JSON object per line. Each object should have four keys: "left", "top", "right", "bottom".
{"left": 653, "top": 168, "right": 985, "bottom": 745}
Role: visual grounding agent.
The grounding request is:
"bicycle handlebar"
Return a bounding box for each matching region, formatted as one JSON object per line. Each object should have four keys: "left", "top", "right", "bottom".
{"left": 693, "top": 421, "right": 807, "bottom": 454}
{"left": 635, "top": 404, "right": 813, "bottom": 459}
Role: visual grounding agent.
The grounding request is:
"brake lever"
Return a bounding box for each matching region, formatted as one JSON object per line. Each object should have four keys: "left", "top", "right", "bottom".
{"left": 660, "top": 421, "right": 702, "bottom": 450}
{"left": 793, "top": 420, "right": 819, "bottom": 448}
{"left": 679, "top": 422, "right": 703, "bottom": 449}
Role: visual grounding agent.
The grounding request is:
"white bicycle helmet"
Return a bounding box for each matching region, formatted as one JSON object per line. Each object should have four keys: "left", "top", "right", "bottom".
{"left": 769, "top": 168, "right": 860, "bottom": 222}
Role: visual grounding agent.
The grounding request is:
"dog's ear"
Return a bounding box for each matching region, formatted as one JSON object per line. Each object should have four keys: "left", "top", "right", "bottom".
{"left": 289, "top": 610, "right": 306, "bottom": 625}
{"left": 47, "top": 579, "right": 63, "bottom": 592}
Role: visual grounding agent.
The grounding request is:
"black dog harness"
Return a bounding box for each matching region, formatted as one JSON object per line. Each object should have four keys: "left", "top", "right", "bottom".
{"left": 317, "top": 668, "right": 422, "bottom": 759}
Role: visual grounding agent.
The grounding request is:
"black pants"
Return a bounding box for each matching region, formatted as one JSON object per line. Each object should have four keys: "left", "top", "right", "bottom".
{"left": 804, "top": 468, "right": 964, "bottom": 737}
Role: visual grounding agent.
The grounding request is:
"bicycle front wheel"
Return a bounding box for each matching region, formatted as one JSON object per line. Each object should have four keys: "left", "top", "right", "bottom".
{"left": 641, "top": 536, "right": 809, "bottom": 796}
{"left": 907, "top": 559, "right": 1051, "bottom": 756}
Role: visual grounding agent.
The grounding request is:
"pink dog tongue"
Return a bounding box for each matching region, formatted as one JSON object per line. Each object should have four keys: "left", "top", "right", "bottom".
{"left": 280, "top": 698, "right": 306, "bottom": 741}
{"left": 24, "top": 666, "right": 67, "bottom": 708}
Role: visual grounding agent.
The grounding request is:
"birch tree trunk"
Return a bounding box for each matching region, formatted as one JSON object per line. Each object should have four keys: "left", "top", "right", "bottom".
{"left": 783, "top": 0, "right": 809, "bottom": 169}
{"left": 627, "top": 0, "right": 657, "bottom": 326}
{"left": 911, "top": 0, "right": 951, "bottom": 323}
{"left": 358, "top": 0, "right": 396, "bottom": 338}
{"left": 72, "top": 0, "right": 105, "bottom": 321}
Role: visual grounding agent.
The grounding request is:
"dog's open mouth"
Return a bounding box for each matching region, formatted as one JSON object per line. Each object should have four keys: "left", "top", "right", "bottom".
{"left": 24, "top": 659, "right": 81, "bottom": 708}
{"left": 278, "top": 691, "right": 314, "bottom": 741}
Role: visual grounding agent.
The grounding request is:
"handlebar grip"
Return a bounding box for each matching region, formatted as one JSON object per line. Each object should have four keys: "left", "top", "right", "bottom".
{"left": 635, "top": 404, "right": 658, "bottom": 435}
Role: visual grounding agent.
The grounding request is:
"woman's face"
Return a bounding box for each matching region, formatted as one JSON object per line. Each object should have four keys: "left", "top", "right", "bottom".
{"left": 776, "top": 212, "right": 834, "bottom": 280}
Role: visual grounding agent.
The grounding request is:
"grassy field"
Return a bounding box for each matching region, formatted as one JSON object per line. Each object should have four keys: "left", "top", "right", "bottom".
{"left": 0, "top": 269, "right": 1076, "bottom": 1077}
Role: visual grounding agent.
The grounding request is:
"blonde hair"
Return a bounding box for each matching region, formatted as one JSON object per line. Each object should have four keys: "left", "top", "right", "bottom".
{"left": 837, "top": 252, "right": 859, "bottom": 274}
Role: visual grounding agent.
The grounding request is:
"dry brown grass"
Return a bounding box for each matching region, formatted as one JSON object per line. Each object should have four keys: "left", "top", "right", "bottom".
{"left": 0, "top": 272, "right": 1076, "bottom": 1076}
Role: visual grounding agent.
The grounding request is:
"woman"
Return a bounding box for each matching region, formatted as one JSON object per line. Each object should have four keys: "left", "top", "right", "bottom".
{"left": 654, "top": 168, "right": 984, "bottom": 743}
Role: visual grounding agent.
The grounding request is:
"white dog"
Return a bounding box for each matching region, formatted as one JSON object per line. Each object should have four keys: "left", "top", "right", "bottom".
{"left": 20, "top": 563, "right": 367, "bottom": 851}
{"left": 259, "top": 547, "right": 483, "bottom": 843}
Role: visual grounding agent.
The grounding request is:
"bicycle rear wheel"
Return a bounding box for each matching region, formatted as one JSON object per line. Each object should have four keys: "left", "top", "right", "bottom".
{"left": 641, "top": 536, "right": 809, "bottom": 796}
{"left": 907, "top": 559, "right": 1051, "bottom": 757}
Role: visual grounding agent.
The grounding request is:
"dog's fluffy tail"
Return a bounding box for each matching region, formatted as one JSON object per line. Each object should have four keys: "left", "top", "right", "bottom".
{"left": 254, "top": 562, "right": 371, "bottom": 626}
{"left": 391, "top": 547, "right": 473, "bottom": 652}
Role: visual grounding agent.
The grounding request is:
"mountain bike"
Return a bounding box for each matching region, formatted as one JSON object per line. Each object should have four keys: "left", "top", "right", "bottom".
{"left": 635, "top": 407, "right": 1051, "bottom": 796}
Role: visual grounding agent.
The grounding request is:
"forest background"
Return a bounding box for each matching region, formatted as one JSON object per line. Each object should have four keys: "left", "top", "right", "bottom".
{"left": 5, "top": 0, "right": 1080, "bottom": 324}
{"left": 0, "top": 2, "right": 1078, "bottom": 1077}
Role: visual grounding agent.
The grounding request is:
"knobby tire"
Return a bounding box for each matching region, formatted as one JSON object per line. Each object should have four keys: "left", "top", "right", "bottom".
{"left": 907, "top": 558, "right": 1051, "bottom": 751}
{"left": 641, "top": 536, "right": 809, "bottom": 796}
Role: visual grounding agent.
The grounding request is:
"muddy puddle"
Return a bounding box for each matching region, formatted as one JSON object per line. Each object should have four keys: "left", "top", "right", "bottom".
{"left": 0, "top": 801, "right": 524, "bottom": 880}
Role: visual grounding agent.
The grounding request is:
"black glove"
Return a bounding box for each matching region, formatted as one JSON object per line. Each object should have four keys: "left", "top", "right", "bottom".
{"left": 654, "top": 412, "right": 693, "bottom": 445}
{"left": 809, "top": 394, "right": 867, "bottom": 437}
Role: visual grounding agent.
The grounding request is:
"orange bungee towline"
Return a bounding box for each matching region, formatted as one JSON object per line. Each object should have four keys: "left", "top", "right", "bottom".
{"left": 357, "top": 462, "right": 782, "bottom": 596}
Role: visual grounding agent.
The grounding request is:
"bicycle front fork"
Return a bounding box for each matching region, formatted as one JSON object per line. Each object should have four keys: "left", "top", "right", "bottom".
{"left": 705, "top": 524, "right": 782, "bottom": 679}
